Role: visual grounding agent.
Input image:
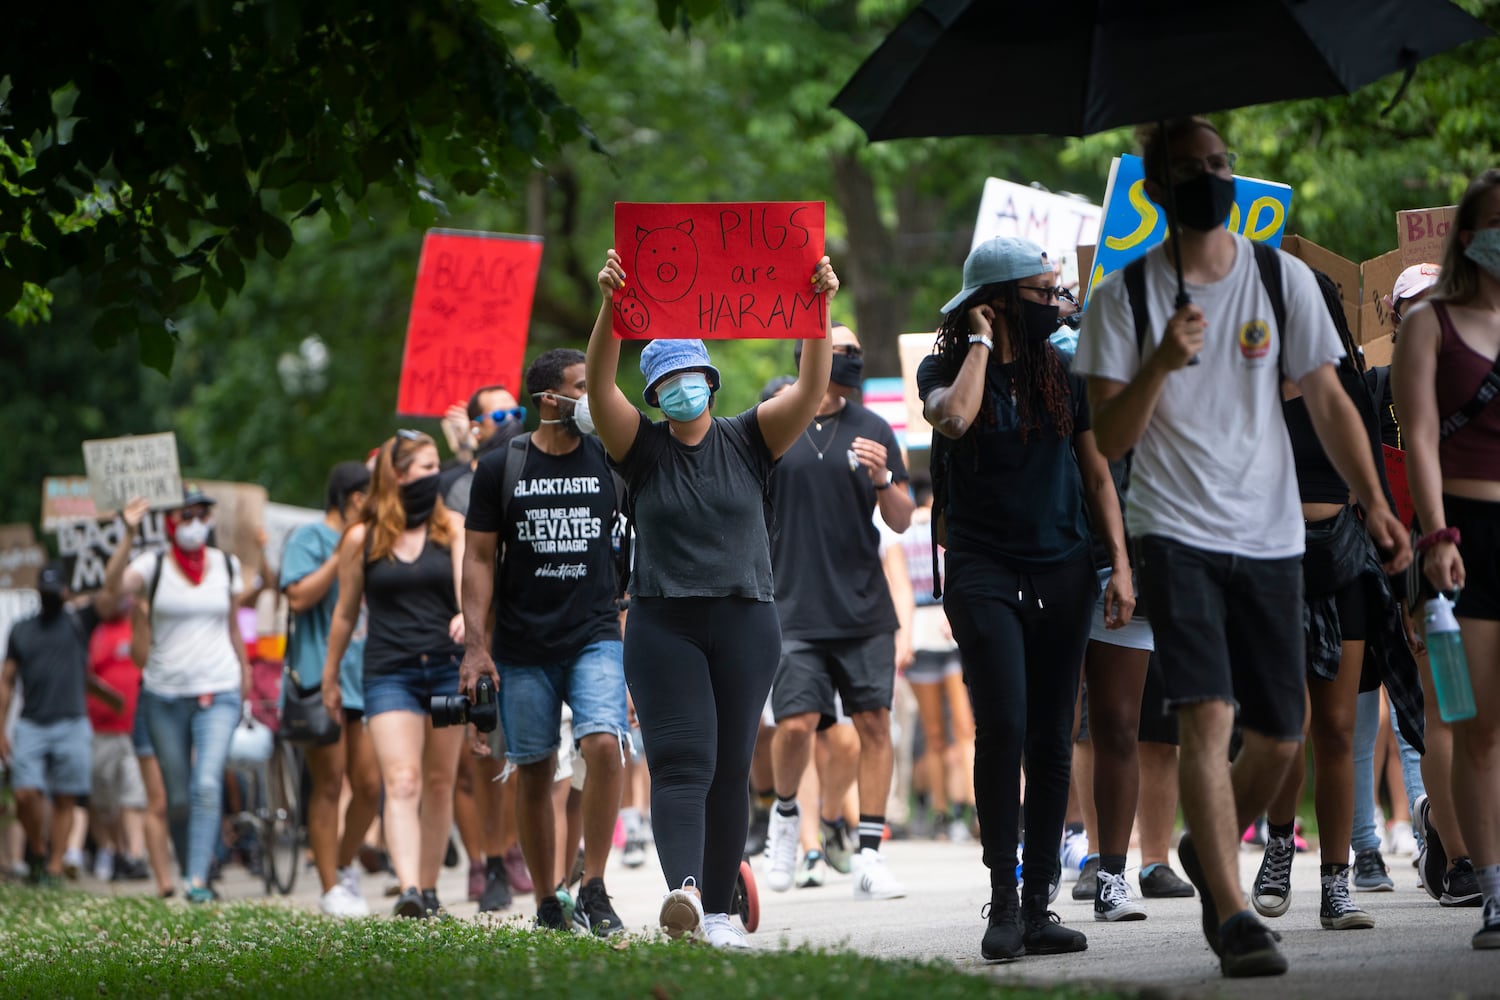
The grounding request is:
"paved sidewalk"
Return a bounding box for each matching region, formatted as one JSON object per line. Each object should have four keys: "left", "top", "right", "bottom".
{"left": 86, "top": 834, "right": 1486, "bottom": 999}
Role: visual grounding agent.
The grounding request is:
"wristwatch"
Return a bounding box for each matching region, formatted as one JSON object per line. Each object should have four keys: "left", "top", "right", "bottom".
{"left": 874, "top": 469, "right": 895, "bottom": 491}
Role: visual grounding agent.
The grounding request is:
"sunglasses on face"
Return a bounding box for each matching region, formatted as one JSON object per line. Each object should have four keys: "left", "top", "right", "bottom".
{"left": 483, "top": 407, "right": 527, "bottom": 424}
{"left": 1016, "top": 284, "right": 1067, "bottom": 303}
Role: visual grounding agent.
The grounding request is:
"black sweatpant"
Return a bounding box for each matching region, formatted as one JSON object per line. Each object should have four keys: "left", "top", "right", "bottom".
{"left": 941, "top": 550, "right": 1096, "bottom": 898}
{"left": 624, "top": 596, "right": 780, "bottom": 913}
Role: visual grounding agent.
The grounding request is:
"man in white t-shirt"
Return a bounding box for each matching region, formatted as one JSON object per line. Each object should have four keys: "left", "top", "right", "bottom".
{"left": 1074, "top": 118, "right": 1410, "bottom": 979}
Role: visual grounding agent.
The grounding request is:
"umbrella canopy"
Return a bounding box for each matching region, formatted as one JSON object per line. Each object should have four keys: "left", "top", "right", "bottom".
{"left": 833, "top": 0, "right": 1490, "bottom": 141}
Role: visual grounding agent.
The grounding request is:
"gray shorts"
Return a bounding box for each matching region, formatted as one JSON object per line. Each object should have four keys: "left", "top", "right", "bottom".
{"left": 771, "top": 633, "right": 896, "bottom": 727}
{"left": 90, "top": 732, "right": 147, "bottom": 815}
{"left": 11, "top": 716, "right": 92, "bottom": 797}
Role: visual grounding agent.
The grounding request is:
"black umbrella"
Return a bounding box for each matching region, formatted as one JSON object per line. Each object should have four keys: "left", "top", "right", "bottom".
{"left": 834, "top": 0, "right": 1490, "bottom": 141}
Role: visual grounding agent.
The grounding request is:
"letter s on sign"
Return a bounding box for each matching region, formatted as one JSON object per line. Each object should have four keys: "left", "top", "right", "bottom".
{"left": 1103, "top": 180, "right": 1159, "bottom": 252}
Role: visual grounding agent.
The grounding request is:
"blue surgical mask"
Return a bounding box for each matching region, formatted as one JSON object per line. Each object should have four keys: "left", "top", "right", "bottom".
{"left": 658, "top": 372, "right": 712, "bottom": 422}
{"left": 1464, "top": 228, "right": 1500, "bottom": 281}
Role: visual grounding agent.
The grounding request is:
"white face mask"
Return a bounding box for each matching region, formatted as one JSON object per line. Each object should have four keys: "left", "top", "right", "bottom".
{"left": 175, "top": 519, "right": 211, "bottom": 551}
{"left": 572, "top": 394, "right": 594, "bottom": 435}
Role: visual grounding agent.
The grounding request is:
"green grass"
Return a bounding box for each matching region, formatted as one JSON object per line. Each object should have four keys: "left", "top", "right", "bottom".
{"left": 0, "top": 885, "right": 1122, "bottom": 1000}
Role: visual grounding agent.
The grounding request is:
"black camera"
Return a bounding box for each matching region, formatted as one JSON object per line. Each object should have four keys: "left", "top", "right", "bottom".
{"left": 430, "top": 675, "right": 498, "bottom": 732}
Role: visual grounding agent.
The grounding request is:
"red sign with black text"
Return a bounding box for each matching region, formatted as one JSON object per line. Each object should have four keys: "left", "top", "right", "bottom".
{"left": 397, "top": 230, "right": 543, "bottom": 418}
{"left": 612, "top": 202, "right": 827, "bottom": 340}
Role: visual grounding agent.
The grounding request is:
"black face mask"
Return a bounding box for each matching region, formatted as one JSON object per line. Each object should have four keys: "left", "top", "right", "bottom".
{"left": 1020, "top": 301, "right": 1061, "bottom": 341}
{"left": 40, "top": 590, "right": 64, "bottom": 618}
{"left": 830, "top": 353, "right": 865, "bottom": 388}
{"left": 400, "top": 473, "right": 440, "bottom": 527}
{"left": 1171, "top": 172, "right": 1236, "bottom": 233}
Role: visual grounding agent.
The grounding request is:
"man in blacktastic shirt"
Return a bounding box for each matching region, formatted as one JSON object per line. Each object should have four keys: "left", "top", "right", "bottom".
{"left": 459, "top": 348, "right": 629, "bottom": 936}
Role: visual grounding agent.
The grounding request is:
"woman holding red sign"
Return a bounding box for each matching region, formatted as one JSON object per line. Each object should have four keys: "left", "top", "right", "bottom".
{"left": 584, "top": 247, "right": 838, "bottom": 948}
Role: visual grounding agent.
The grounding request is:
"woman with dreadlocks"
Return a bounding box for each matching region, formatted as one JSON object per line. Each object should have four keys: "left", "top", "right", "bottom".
{"left": 917, "top": 236, "right": 1131, "bottom": 962}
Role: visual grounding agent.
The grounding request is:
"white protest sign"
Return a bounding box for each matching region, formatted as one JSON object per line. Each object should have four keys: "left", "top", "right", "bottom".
{"left": 82, "top": 433, "right": 183, "bottom": 512}
{"left": 971, "top": 178, "right": 1102, "bottom": 280}
{"left": 263, "top": 502, "right": 324, "bottom": 574}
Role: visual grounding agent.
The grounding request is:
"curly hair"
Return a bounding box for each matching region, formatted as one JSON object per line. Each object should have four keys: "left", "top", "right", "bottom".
{"left": 363, "top": 432, "right": 454, "bottom": 562}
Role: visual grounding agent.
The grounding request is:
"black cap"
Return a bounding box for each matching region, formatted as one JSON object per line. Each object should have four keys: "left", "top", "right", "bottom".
{"left": 325, "top": 461, "right": 372, "bottom": 511}
{"left": 180, "top": 482, "right": 217, "bottom": 508}
{"left": 37, "top": 563, "right": 65, "bottom": 595}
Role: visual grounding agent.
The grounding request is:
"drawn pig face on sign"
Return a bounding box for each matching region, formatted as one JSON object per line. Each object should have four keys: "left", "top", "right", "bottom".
{"left": 634, "top": 220, "right": 698, "bottom": 302}
{"left": 613, "top": 287, "right": 652, "bottom": 335}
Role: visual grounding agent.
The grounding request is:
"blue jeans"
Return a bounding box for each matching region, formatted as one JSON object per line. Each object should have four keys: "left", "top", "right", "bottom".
{"left": 1351, "top": 689, "right": 1427, "bottom": 853}
{"left": 498, "top": 641, "right": 628, "bottom": 765}
{"left": 139, "top": 689, "right": 241, "bottom": 886}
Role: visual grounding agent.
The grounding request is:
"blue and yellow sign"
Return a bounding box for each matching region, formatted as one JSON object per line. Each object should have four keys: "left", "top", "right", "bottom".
{"left": 1085, "top": 154, "right": 1293, "bottom": 303}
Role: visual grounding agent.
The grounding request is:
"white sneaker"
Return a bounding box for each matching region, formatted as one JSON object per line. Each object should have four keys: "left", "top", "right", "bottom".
{"left": 764, "top": 806, "right": 800, "bottom": 892}
{"left": 1388, "top": 820, "right": 1419, "bottom": 857}
{"left": 62, "top": 848, "right": 85, "bottom": 880}
{"left": 660, "top": 877, "right": 705, "bottom": 939}
{"left": 93, "top": 848, "right": 116, "bottom": 882}
{"left": 701, "top": 912, "right": 750, "bottom": 949}
{"left": 851, "top": 848, "right": 906, "bottom": 900}
{"left": 1060, "top": 830, "right": 1090, "bottom": 881}
{"left": 337, "top": 865, "right": 362, "bottom": 897}
{"left": 320, "top": 883, "right": 371, "bottom": 918}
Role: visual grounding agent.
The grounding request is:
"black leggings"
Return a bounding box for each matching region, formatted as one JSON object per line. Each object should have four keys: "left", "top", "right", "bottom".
{"left": 624, "top": 596, "right": 780, "bottom": 913}
{"left": 942, "top": 551, "right": 1096, "bottom": 896}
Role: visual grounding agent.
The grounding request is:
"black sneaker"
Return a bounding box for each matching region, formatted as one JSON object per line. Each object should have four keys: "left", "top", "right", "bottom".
{"left": 1218, "top": 912, "right": 1288, "bottom": 978}
{"left": 1443, "top": 857, "right": 1483, "bottom": 907}
{"left": 1251, "top": 835, "right": 1295, "bottom": 918}
{"left": 1320, "top": 865, "right": 1374, "bottom": 929}
{"left": 745, "top": 801, "right": 770, "bottom": 858}
{"left": 478, "top": 866, "right": 513, "bottom": 913}
{"left": 1351, "top": 848, "right": 1394, "bottom": 892}
{"left": 443, "top": 838, "right": 459, "bottom": 869}
{"left": 1020, "top": 895, "right": 1087, "bottom": 954}
{"left": 535, "top": 894, "right": 568, "bottom": 931}
{"left": 980, "top": 888, "right": 1023, "bottom": 962}
{"left": 1178, "top": 833, "right": 1221, "bottom": 957}
{"left": 1139, "top": 863, "right": 1195, "bottom": 899}
{"left": 578, "top": 877, "right": 625, "bottom": 937}
{"left": 1416, "top": 793, "right": 1447, "bottom": 902}
{"left": 1071, "top": 855, "right": 1099, "bottom": 901}
{"left": 420, "top": 888, "right": 448, "bottom": 919}
{"left": 392, "top": 886, "right": 424, "bottom": 919}
{"left": 113, "top": 857, "right": 152, "bottom": 882}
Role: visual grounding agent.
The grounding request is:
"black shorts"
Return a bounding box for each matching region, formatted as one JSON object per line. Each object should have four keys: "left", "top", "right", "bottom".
{"left": 771, "top": 633, "right": 896, "bottom": 728}
{"left": 1442, "top": 495, "right": 1500, "bottom": 621}
{"left": 1331, "top": 576, "right": 1368, "bottom": 643}
{"left": 1135, "top": 536, "right": 1307, "bottom": 741}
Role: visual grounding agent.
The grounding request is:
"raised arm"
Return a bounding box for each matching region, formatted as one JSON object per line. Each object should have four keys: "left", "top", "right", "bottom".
{"left": 587, "top": 249, "right": 644, "bottom": 463}
{"left": 1391, "top": 303, "right": 1458, "bottom": 591}
{"left": 923, "top": 307, "right": 992, "bottom": 440}
{"left": 96, "top": 497, "right": 150, "bottom": 619}
{"left": 756, "top": 257, "right": 839, "bottom": 458}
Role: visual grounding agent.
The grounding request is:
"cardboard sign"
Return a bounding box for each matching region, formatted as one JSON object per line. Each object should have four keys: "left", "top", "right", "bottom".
{"left": 861, "top": 377, "right": 915, "bottom": 459}
{"left": 82, "top": 432, "right": 182, "bottom": 513}
{"left": 898, "top": 333, "right": 937, "bottom": 451}
{"left": 1397, "top": 206, "right": 1456, "bottom": 268}
{"left": 1086, "top": 154, "right": 1292, "bottom": 302}
{"left": 42, "top": 476, "right": 99, "bottom": 531}
{"left": 0, "top": 524, "right": 47, "bottom": 591}
{"left": 263, "top": 502, "right": 324, "bottom": 575}
{"left": 611, "top": 202, "right": 827, "bottom": 340}
{"left": 1359, "top": 249, "right": 1406, "bottom": 346}
{"left": 398, "top": 229, "right": 544, "bottom": 418}
{"left": 971, "top": 178, "right": 1102, "bottom": 263}
{"left": 1280, "top": 236, "right": 1361, "bottom": 336}
{"left": 55, "top": 512, "right": 168, "bottom": 593}
{"left": 1362, "top": 333, "right": 1395, "bottom": 369}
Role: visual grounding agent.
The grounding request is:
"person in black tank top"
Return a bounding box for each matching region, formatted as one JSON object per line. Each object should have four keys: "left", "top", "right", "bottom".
{"left": 322, "top": 430, "right": 467, "bottom": 919}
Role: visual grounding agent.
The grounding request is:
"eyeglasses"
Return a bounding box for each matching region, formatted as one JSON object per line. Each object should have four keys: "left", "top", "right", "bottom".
{"left": 484, "top": 407, "right": 527, "bottom": 424}
{"left": 831, "top": 345, "right": 863, "bottom": 358}
{"left": 1167, "top": 151, "right": 1238, "bottom": 184}
{"left": 1017, "top": 285, "right": 1066, "bottom": 303}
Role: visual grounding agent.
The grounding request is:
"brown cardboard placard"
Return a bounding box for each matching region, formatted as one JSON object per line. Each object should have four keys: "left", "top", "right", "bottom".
{"left": 1396, "top": 205, "right": 1457, "bottom": 268}
{"left": 82, "top": 432, "right": 183, "bottom": 513}
{"left": 1280, "top": 235, "right": 1360, "bottom": 335}
{"left": 193, "top": 480, "right": 270, "bottom": 585}
{"left": 1359, "top": 249, "right": 1406, "bottom": 345}
{"left": 1075, "top": 244, "right": 1096, "bottom": 297}
{"left": 1361, "top": 333, "right": 1395, "bottom": 369}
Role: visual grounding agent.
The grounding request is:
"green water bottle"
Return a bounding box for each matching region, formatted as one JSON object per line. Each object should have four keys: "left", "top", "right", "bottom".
{"left": 1425, "top": 594, "right": 1476, "bottom": 723}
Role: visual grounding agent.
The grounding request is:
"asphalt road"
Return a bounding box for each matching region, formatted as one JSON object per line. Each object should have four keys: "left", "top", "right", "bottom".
{"left": 111, "top": 828, "right": 1491, "bottom": 1000}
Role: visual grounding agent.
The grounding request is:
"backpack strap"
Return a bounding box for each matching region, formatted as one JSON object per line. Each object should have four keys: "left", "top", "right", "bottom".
{"left": 1123, "top": 258, "right": 1151, "bottom": 358}
{"left": 497, "top": 433, "right": 532, "bottom": 565}
{"left": 1251, "top": 241, "right": 1288, "bottom": 379}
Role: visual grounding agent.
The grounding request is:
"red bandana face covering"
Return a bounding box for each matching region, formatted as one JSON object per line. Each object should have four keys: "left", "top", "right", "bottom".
{"left": 166, "top": 518, "right": 207, "bottom": 585}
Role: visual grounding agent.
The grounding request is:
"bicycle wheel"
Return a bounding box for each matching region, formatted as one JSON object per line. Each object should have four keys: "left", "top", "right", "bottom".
{"left": 263, "top": 740, "right": 303, "bottom": 896}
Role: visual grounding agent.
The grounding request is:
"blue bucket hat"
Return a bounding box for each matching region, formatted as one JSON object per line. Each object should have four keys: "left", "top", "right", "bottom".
{"left": 941, "top": 237, "right": 1052, "bottom": 314}
{"left": 640, "top": 339, "right": 722, "bottom": 407}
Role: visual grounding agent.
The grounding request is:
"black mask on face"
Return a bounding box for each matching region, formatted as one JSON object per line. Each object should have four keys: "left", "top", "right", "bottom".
{"left": 830, "top": 353, "right": 865, "bottom": 388}
{"left": 1171, "top": 172, "right": 1236, "bottom": 233}
{"left": 400, "top": 473, "right": 440, "bottom": 527}
{"left": 40, "top": 590, "right": 64, "bottom": 618}
{"left": 1020, "top": 301, "right": 1061, "bottom": 342}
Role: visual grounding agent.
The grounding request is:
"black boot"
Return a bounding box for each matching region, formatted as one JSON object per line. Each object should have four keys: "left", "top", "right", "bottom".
{"left": 981, "top": 886, "right": 1023, "bottom": 961}
{"left": 1021, "top": 894, "right": 1088, "bottom": 955}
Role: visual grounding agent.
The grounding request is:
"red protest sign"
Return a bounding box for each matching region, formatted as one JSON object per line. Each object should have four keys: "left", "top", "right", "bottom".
{"left": 397, "top": 230, "right": 543, "bottom": 417}
{"left": 612, "top": 202, "right": 827, "bottom": 340}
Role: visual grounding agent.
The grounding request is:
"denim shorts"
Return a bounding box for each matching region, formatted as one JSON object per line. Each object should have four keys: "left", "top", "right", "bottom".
{"left": 1088, "top": 566, "right": 1155, "bottom": 651}
{"left": 131, "top": 706, "right": 155, "bottom": 758}
{"left": 11, "top": 716, "right": 92, "bottom": 797}
{"left": 497, "top": 640, "right": 628, "bottom": 766}
{"left": 363, "top": 652, "right": 462, "bottom": 719}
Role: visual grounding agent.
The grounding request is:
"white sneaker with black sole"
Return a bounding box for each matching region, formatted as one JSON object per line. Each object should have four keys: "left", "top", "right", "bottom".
{"left": 852, "top": 848, "right": 906, "bottom": 900}
{"left": 1094, "top": 869, "right": 1147, "bottom": 922}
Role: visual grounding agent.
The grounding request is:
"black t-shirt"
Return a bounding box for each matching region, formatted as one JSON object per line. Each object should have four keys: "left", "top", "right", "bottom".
{"left": 771, "top": 399, "right": 905, "bottom": 640}
{"left": 6, "top": 606, "right": 97, "bottom": 723}
{"left": 467, "top": 436, "right": 622, "bottom": 664}
{"left": 917, "top": 351, "right": 1091, "bottom": 569}
{"left": 362, "top": 538, "right": 461, "bottom": 676}
{"left": 616, "top": 409, "right": 775, "bottom": 600}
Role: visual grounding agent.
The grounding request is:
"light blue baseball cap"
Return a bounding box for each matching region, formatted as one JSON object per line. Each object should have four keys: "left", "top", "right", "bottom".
{"left": 941, "top": 237, "right": 1053, "bottom": 314}
{"left": 640, "top": 339, "right": 722, "bottom": 407}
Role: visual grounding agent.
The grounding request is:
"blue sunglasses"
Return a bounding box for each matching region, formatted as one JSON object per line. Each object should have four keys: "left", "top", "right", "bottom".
{"left": 484, "top": 407, "right": 526, "bottom": 424}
